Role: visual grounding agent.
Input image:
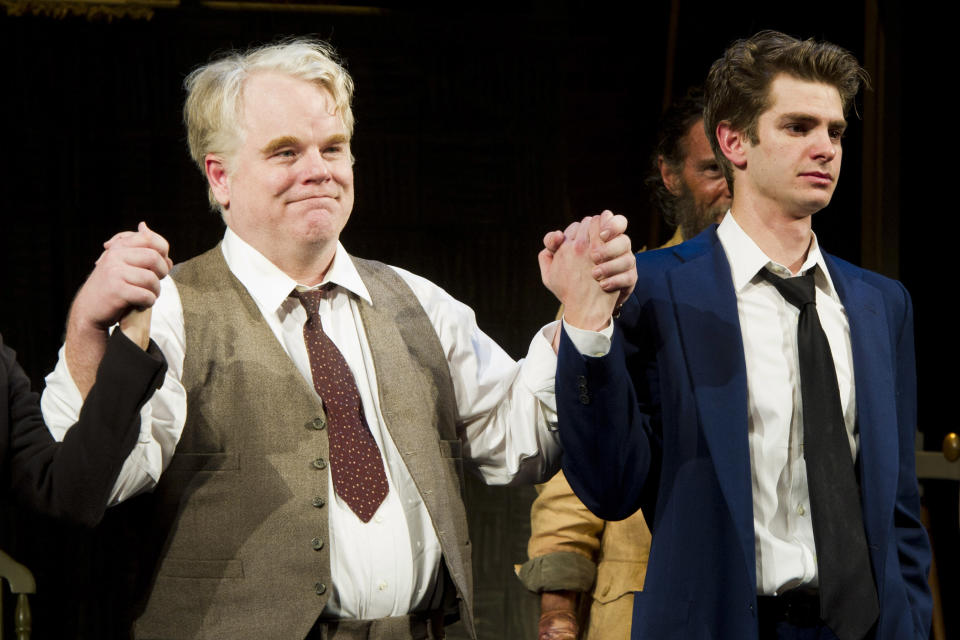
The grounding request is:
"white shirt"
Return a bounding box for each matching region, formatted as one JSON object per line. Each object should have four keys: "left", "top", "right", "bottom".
{"left": 717, "top": 212, "right": 856, "bottom": 595}
{"left": 42, "top": 228, "right": 562, "bottom": 619}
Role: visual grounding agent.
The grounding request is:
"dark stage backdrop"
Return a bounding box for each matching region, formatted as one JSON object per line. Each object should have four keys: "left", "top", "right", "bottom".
{"left": 1, "top": 2, "right": 950, "bottom": 639}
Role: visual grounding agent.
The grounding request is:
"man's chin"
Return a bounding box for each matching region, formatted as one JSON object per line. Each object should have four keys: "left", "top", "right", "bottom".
{"left": 292, "top": 202, "right": 350, "bottom": 225}
{"left": 791, "top": 193, "right": 834, "bottom": 218}
{"left": 299, "top": 209, "right": 351, "bottom": 242}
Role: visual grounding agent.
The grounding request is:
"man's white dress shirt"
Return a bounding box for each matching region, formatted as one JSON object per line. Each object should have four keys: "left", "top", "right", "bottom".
{"left": 42, "top": 228, "right": 562, "bottom": 619}
{"left": 716, "top": 213, "right": 857, "bottom": 595}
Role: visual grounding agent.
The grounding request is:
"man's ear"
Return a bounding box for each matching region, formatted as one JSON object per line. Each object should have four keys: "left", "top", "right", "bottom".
{"left": 658, "top": 155, "right": 683, "bottom": 197}
{"left": 205, "top": 154, "right": 231, "bottom": 208}
{"left": 716, "top": 121, "right": 748, "bottom": 170}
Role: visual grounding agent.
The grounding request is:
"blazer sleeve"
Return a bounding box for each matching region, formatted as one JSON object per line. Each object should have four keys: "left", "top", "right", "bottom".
{"left": 4, "top": 330, "right": 166, "bottom": 527}
{"left": 556, "top": 293, "right": 662, "bottom": 523}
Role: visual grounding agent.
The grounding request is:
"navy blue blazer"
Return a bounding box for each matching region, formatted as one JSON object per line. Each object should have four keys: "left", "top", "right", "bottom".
{"left": 557, "top": 226, "right": 931, "bottom": 640}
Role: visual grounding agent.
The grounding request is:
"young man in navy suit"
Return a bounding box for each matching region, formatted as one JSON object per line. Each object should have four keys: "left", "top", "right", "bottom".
{"left": 543, "top": 31, "right": 931, "bottom": 640}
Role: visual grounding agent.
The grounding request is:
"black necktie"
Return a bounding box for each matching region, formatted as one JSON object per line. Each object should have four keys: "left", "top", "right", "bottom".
{"left": 293, "top": 288, "right": 389, "bottom": 523}
{"left": 760, "top": 266, "right": 879, "bottom": 640}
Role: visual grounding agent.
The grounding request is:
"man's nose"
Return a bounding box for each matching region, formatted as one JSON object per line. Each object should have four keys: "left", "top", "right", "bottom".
{"left": 811, "top": 130, "right": 838, "bottom": 161}
{"left": 303, "top": 148, "right": 332, "bottom": 180}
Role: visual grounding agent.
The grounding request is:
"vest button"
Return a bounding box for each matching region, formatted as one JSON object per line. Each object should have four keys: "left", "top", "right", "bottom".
{"left": 312, "top": 457, "right": 327, "bottom": 470}
{"left": 312, "top": 496, "right": 326, "bottom": 508}
{"left": 315, "top": 582, "right": 327, "bottom": 595}
{"left": 312, "top": 537, "right": 324, "bottom": 551}
{"left": 307, "top": 416, "right": 326, "bottom": 430}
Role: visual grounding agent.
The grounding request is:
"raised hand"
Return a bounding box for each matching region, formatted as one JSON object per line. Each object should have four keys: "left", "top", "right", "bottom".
{"left": 71, "top": 222, "right": 171, "bottom": 333}
{"left": 66, "top": 222, "right": 171, "bottom": 396}
{"left": 539, "top": 211, "right": 636, "bottom": 331}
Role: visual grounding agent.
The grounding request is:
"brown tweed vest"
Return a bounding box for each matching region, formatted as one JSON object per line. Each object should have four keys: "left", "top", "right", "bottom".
{"left": 132, "top": 246, "right": 473, "bottom": 639}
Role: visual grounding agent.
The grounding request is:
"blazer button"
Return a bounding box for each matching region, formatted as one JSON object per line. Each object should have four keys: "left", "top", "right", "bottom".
{"left": 312, "top": 457, "right": 327, "bottom": 470}
{"left": 315, "top": 582, "right": 327, "bottom": 595}
{"left": 306, "top": 416, "right": 326, "bottom": 430}
{"left": 312, "top": 496, "right": 326, "bottom": 508}
{"left": 312, "top": 537, "right": 324, "bottom": 551}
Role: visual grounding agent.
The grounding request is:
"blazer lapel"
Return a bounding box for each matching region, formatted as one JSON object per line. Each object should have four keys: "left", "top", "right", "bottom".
{"left": 823, "top": 253, "right": 897, "bottom": 583}
{"left": 666, "top": 232, "right": 756, "bottom": 588}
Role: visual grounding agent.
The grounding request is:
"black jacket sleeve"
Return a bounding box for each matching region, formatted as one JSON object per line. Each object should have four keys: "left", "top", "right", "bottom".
{"left": 1, "top": 330, "right": 166, "bottom": 527}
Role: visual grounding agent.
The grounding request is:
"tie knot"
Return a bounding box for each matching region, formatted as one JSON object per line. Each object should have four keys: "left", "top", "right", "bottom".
{"left": 760, "top": 266, "right": 816, "bottom": 310}
{"left": 292, "top": 288, "right": 326, "bottom": 319}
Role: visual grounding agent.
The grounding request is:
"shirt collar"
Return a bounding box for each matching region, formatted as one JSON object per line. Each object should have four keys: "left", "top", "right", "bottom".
{"left": 715, "top": 211, "right": 839, "bottom": 300}
{"left": 220, "top": 228, "right": 372, "bottom": 316}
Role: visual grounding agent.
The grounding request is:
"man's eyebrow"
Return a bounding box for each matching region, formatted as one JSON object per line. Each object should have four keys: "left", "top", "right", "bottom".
{"left": 777, "top": 113, "right": 816, "bottom": 125}
{"left": 778, "top": 113, "right": 848, "bottom": 130}
{"left": 261, "top": 136, "right": 300, "bottom": 155}
{"left": 325, "top": 133, "right": 349, "bottom": 146}
{"left": 260, "top": 134, "right": 350, "bottom": 155}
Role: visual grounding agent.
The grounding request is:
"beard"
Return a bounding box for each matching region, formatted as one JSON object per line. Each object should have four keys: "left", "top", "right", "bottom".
{"left": 674, "top": 183, "right": 728, "bottom": 241}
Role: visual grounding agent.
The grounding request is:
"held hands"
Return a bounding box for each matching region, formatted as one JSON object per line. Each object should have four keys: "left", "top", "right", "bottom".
{"left": 538, "top": 210, "right": 636, "bottom": 331}
{"left": 70, "top": 221, "right": 172, "bottom": 337}
{"left": 66, "top": 222, "right": 171, "bottom": 396}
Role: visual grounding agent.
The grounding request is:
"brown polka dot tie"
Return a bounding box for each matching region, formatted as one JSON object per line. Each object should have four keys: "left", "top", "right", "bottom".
{"left": 293, "top": 288, "right": 388, "bottom": 523}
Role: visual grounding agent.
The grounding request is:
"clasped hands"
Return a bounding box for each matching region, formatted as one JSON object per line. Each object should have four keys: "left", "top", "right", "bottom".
{"left": 539, "top": 210, "right": 636, "bottom": 332}
{"left": 70, "top": 221, "right": 172, "bottom": 345}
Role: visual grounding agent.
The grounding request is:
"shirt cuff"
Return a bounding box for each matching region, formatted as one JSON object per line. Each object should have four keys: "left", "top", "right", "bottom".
{"left": 561, "top": 317, "right": 613, "bottom": 357}
{"left": 519, "top": 321, "right": 561, "bottom": 398}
